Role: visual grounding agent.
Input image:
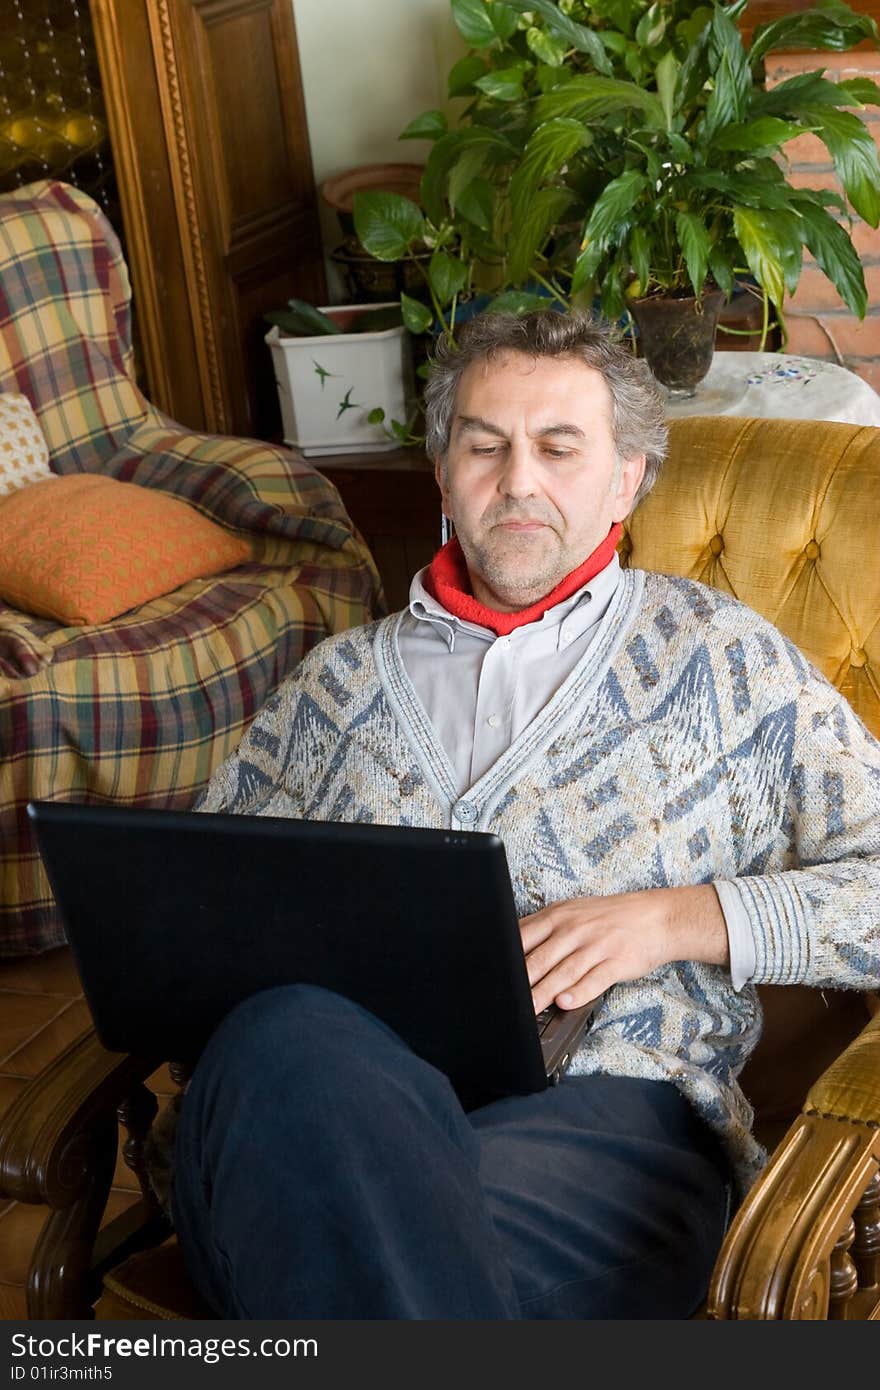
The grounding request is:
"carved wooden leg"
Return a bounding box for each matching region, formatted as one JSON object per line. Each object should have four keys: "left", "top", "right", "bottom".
{"left": 117, "top": 1082, "right": 160, "bottom": 1213}
{"left": 27, "top": 1111, "right": 118, "bottom": 1319}
{"left": 852, "top": 1170, "right": 880, "bottom": 1290}
{"left": 829, "top": 1219, "right": 857, "bottom": 1319}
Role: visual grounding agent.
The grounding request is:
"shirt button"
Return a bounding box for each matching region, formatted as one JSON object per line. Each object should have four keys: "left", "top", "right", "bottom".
{"left": 455, "top": 800, "right": 478, "bottom": 824}
{"left": 487, "top": 714, "right": 500, "bottom": 728}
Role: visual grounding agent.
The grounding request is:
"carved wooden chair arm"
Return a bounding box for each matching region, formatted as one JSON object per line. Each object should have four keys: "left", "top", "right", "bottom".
{"left": 0, "top": 1026, "right": 160, "bottom": 1210}
{"left": 707, "top": 1011, "right": 880, "bottom": 1319}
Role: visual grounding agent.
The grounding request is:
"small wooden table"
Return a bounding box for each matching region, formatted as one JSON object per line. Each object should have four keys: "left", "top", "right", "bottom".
{"left": 315, "top": 446, "right": 440, "bottom": 612}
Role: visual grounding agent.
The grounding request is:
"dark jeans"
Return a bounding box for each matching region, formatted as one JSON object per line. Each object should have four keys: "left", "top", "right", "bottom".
{"left": 172, "top": 984, "right": 732, "bottom": 1319}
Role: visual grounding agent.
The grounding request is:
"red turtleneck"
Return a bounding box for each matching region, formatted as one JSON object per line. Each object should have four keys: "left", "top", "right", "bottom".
{"left": 424, "top": 523, "right": 622, "bottom": 637}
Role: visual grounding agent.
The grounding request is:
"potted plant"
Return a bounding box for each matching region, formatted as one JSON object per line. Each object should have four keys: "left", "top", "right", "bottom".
{"left": 264, "top": 300, "right": 415, "bottom": 454}
{"left": 353, "top": 0, "right": 880, "bottom": 394}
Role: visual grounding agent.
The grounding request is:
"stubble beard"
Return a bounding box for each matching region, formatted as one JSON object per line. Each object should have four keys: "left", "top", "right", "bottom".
{"left": 462, "top": 524, "right": 571, "bottom": 611}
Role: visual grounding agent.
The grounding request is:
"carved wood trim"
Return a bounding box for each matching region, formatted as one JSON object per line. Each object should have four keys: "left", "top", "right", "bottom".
{"left": 198, "top": 0, "right": 273, "bottom": 26}
{"left": 853, "top": 1171, "right": 880, "bottom": 1289}
{"left": 27, "top": 1111, "right": 118, "bottom": 1319}
{"left": 146, "top": 0, "right": 228, "bottom": 432}
{"left": 117, "top": 1083, "right": 161, "bottom": 1214}
{"left": 708, "top": 1114, "right": 880, "bottom": 1318}
{"left": 829, "top": 1220, "right": 858, "bottom": 1318}
{"left": 0, "top": 1030, "right": 161, "bottom": 1208}
{"left": 89, "top": 0, "right": 174, "bottom": 413}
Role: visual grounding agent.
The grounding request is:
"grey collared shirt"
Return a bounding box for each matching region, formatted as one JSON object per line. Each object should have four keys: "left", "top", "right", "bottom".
{"left": 396, "top": 555, "right": 756, "bottom": 990}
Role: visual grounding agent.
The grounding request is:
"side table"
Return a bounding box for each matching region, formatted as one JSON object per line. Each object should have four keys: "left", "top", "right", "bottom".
{"left": 666, "top": 352, "right": 880, "bottom": 424}
{"left": 315, "top": 447, "right": 441, "bottom": 613}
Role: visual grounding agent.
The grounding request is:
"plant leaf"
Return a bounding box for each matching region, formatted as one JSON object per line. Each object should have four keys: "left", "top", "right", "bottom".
{"left": 455, "top": 176, "right": 496, "bottom": 231}
{"left": 400, "top": 293, "right": 434, "bottom": 335}
{"left": 791, "top": 197, "right": 868, "bottom": 316}
{"left": 508, "top": 117, "right": 592, "bottom": 225}
{"left": 655, "top": 51, "right": 679, "bottom": 131}
{"left": 526, "top": 25, "right": 567, "bottom": 68}
{"left": 712, "top": 117, "right": 806, "bottom": 152}
{"left": 733, "top": 205, "right": 802, "bottom": 309}
{"left": 507, "top": 186, "right": 576, "bottom": 284}
{"left": 475, "top": 64, "right": 527, "bottom": 102}
{"left": 635, "top": 2, "right": 669, "bottom": 50}
{"left": 708, "top": 244, "right": 736, "bottom": 299}
{"left": 571, "top": 237, "right": 606, "bottom": 296}
{"left": 836, "top": 77, "right": 880, "bottom": 108}
{"left": 703, "top": 11, "right": 751, "bottom": 141}
{"left": 629, "top": 224, "right": 651, "bottom": 296}
{"left": 447, "top": 143, "right": 491, "bottom": 208}
{"left": 535, "top": 74, "right": 665, "bottom": 128}
{"left": 421, "top": 127, "right": 514, "bottom": 226}
{"left": 447, "top": 54, "right": 489, "bottom": 97}
{"left": 485, "top": 289, "right": 560, "bottom": 314}
{"left": 429, "top": 249, "right": 470, "bottom": 305}
{"left": 750, "top": 7, "right": 878, "bottom": 66}
{"left": 503, "top": 0, "right": 614, "bottom": 75}
{"left": 399, "top": 110, "right": 448, "bottom": 142}
{"left": 489, "top": 2, "right": 519, "bottom": 41}
{"left": 688, "top": 169, "right": 793, "bottom": 210}
{"left": 757, "top": 71, "right": 847, "bottom": 117}
{"left": 353, "top": 191, "right": 425, "bottom": 262}
{"left": 675, "top": 27, "right": 711, "bottom": 110}
{"left": 581, "top": 168, "right": 650, "bottom": 248}
{"left": 264, "top": 300, "right": 341, "bottom": 336}
{"left": 675, "top": 210, "right": 710, "bottom": 295}
{"left": 813, "top": 106, "right": 880, "bottom": 226}
{"left": 450, "top": 0, "right": 497, "bottom": 47}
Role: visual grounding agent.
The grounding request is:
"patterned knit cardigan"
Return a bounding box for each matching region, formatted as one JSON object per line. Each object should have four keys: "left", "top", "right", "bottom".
{"left": 198, "top": 569, "right": 880, "bottom": 1196}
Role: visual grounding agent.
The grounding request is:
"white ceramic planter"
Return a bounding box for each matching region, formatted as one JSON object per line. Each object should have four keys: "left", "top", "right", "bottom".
{"left": 265, "top": 302, "right": 413, "bottom": 456}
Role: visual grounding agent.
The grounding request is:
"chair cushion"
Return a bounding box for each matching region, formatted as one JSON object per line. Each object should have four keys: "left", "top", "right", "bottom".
{"left": 95, "top": 1238, "right": 215, "bottom": 1320}
{"left": 0, "top": 473, "right": 250, "bottom": 625}
{"left": 0, "top": 393, "right": 54, "bottom": 496}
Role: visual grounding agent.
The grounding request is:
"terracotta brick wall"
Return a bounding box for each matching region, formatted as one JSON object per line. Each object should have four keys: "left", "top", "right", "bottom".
{"left": 767, "top": 50, "right": 880, "bottom": 391}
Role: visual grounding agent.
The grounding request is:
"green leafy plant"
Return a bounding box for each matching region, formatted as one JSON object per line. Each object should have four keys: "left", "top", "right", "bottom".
{"left": 353, "top": 0, "right": 880, "bottom": 346}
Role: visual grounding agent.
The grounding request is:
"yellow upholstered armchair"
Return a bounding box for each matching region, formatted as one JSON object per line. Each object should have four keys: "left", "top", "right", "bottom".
{"left": 1, "top": 414, "right": 879, "bottom": 1320}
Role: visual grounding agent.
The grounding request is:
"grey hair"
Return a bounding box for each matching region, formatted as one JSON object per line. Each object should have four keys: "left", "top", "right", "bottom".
{"left": 423, "top": 309, "right": 668, "bottom": 510}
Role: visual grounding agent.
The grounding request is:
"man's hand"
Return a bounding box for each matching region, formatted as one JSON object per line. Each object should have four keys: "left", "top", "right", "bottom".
{"left": 520, "top": 885, "right": 729, "bottom": 1014}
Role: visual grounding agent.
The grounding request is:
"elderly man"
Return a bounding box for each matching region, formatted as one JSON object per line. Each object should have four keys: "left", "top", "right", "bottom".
{"left": 171, "top": 311, "right": 880, "bottom": 1320}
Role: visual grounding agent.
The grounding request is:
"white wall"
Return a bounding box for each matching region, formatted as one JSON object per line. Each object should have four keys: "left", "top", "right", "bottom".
{"left": 292, "top": 0, "right": 465, "bottom": 287}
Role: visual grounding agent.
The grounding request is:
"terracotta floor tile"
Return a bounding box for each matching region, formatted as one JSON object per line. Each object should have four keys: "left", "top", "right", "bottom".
{"left": 2, "top": 999, "right": 93, "bottom": 1078}
{"left": 0, "top": 993, "right": 71, "bottom": 1066}
{"left": 0, "top": 947, "right": 81, "bottom": 997}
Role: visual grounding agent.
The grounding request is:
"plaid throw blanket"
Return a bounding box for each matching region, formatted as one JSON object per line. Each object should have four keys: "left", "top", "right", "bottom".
{"left": 0, "top": 182, "right": 383, "bottom": 953}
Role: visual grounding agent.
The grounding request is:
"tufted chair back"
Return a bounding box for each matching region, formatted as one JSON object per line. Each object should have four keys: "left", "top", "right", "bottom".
{"left": 622, "top": 415, "right": 879, "bottom": 737}
{"left": 621, "top": 413, "right": 880, "bottom": 1147}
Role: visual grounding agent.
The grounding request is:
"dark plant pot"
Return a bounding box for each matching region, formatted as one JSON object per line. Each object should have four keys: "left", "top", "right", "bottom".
{"left": 630, "top": 289, "right": 725, "bottom": 396}
{"left": 330, "top": 237, "right": 431, "bottom": 305}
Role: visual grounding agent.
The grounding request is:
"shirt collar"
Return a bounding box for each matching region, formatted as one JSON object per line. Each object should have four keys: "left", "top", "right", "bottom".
{"left": 408, "top": 553, "right": 622, "bottom": 652}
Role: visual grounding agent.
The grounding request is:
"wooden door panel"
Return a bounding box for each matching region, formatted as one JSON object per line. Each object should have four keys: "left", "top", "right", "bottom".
{"left": 90, "top": 0, "right": 325, "bottom": 438}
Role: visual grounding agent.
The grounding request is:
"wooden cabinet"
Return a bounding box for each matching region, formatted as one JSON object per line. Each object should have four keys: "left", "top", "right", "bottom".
{"left": 90, "top": 0, "right": 325, "bottom": 438}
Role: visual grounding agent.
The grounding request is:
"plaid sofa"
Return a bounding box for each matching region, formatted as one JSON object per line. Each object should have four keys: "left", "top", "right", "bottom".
{"left": 0, "top": 181, "right": 384, "bottom": 954}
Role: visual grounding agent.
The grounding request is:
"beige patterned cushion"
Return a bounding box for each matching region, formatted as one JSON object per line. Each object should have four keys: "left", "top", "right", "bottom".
{"left": 0, "top": 394, "right": 54, "bottom": 495}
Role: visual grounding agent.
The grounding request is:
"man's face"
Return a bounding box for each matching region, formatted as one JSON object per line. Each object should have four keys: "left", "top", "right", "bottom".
{"left": 435, "top": 351, "right": 646, "bottom": 612}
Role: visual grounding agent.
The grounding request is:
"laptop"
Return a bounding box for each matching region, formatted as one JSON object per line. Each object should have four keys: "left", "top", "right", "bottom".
{"left": 28, "top": 801, "right": 601, "bottom": 1112}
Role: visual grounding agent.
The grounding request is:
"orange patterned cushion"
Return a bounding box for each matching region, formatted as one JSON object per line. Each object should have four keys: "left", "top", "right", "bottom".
{"left": 0, "top": 473, "right": 251, "bottom": 625}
